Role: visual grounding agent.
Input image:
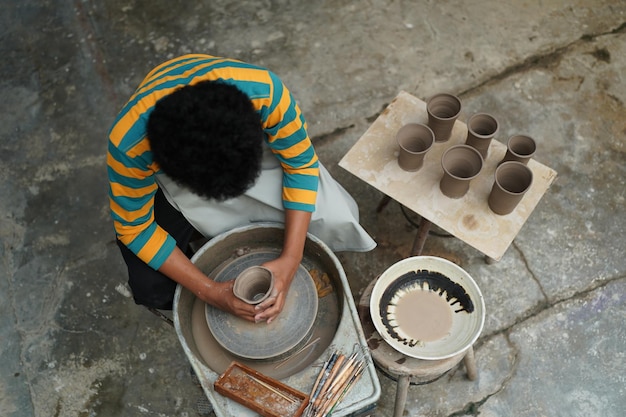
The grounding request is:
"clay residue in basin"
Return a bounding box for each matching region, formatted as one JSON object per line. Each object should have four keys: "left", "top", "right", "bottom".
{"left": 392, "top": 289, "right": 452, "bottom": 342}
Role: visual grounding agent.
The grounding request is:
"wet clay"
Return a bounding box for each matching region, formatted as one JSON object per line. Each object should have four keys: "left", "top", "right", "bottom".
{"left": 393, "top": 289, "right": 452, "bottom": 342}
{"left": 233, "top": 265, "right": 274, "bottom": 304}
{"left": 206, "top": 259, "right": 318, "bottom": 361}
{"left": 190, "top": 285, "right": 340, "bottom": 379}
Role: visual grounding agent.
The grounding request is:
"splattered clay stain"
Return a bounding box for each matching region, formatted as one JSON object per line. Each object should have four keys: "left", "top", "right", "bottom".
{"left": 379, "top": 270, "right": 474, "bottom": 348}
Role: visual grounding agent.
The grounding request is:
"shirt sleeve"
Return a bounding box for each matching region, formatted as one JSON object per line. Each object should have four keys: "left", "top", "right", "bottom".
{"left": 107, "top": 121, "right": 177, "bottom": 271}
{"left": 261, "top": 71, "right": 320, "bottom": 212}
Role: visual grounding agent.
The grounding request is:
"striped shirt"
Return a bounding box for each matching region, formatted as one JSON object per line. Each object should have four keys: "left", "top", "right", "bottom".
{"left": 107, "top": 54, "right": 320, "bottom": 270}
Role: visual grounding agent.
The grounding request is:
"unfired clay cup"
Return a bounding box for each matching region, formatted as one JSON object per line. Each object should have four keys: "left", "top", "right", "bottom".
{"left": 500, "top": 134, "right": 536, "bottom": 165}
{"left": 465, "top": 113, "right": 499, "bottom": 159}
{"left": 488, "top": 161, "right": 533, "bottom": 215}
{"left": 396, "top": 123, "right": 435, "bottom": 171}
{"left": 439, "top": 145, "right": 484, "bottom": 199}
{"left": 233, "top": 266, "right": 274, "bottom": 304}
{"left": 427, "top": 93, "right": 462, "bottom": 143}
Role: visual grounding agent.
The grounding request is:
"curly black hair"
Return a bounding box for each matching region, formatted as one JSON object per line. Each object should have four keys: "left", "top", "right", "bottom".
{"left": 147, "top": 80, "right": 264, "bottom": 201}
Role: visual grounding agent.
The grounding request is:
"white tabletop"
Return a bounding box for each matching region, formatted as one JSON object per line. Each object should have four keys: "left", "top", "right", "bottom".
{"left": 339, "top": 91, "right": 557, "bottom": 261}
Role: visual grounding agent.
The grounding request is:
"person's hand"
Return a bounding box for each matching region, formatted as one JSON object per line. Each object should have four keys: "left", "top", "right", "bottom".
{"left": 253, "top": 255, "right": 300, "bottom": 323}
{"left": 200, "top": 280, "right": 258, "bottom": 322}
{"left": 157, "top": 246, "right": 258, "bottom": 321}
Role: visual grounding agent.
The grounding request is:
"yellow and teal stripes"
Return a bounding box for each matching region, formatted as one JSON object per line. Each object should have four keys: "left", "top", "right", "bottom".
{"left": 107, "top": 54, "right": 319, "bottom": 269}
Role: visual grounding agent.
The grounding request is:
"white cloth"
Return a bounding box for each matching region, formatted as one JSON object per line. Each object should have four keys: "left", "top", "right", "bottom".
{"left": 156, "top": 145, "right": 376, "bottom": 252}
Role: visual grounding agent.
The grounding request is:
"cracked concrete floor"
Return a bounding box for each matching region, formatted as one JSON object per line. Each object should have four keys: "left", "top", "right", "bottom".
{"left": 1, "top": 1, "right": 625, "bottom": 416}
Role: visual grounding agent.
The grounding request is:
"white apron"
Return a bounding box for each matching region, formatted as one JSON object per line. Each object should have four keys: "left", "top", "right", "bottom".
{"left": 156, "top": 145, "right": 376, "bottom": 252}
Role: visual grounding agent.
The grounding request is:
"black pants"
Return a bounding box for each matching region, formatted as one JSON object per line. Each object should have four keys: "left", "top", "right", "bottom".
{"left": 116, "top": 189, "right": 197, "bottom": 310}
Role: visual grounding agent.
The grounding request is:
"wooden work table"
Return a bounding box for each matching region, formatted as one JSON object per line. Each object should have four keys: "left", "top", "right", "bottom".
{"left": 339, "top": 91, "right": 557, "bottom": 261}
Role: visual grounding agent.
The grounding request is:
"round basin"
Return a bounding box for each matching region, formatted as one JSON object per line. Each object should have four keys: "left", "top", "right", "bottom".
{"left": 173, "top": 223, "right": 344, "bottom": 379}
{"left": 370, "top": 256, "right": 485, "bottom": 360}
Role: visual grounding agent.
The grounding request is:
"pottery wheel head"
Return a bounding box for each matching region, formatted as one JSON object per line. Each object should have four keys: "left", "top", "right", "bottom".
{"left": 205, "top": 250, "right": 318, "bottom": 361}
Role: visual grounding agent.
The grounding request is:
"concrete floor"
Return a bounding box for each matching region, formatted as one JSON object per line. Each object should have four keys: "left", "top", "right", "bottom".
{"left": 2, "top": 1, "right": 625, "bottom": 416}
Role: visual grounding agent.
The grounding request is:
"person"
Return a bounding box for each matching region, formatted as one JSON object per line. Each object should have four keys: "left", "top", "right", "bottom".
{"left": 108, "top": 54, "right": 375, "bottom": 324}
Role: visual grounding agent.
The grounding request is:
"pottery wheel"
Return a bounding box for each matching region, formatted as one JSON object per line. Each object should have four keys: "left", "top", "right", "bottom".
{"left": 205, "top": 250, "right": 318, "bottom": 361}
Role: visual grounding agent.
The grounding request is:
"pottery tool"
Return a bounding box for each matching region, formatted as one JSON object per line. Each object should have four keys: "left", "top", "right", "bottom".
{"left": 316, "top": 355, "right": 358, "bottom": 415}
{"left": 325, "top": 362, "right": 365, "bottom": 416}
{"left": 245, "top": 374, "right": 299, "bottom": 404}
{"left": 327, "top": 352, "right": 358, "bottom": 391}
{"left": 304, "top": 352, "right": 338, "bottom": 417}
{"left": 314, "top": 354, "right": 346, "bottom": 409}
{"left": 274, "top": 337, "right": 321, "bottom": 369}
{"left": 304, "top": 351, "right": 365, "bottom": 417}
{"left": 304, "top": 352, "right": 337, "bottom": 417}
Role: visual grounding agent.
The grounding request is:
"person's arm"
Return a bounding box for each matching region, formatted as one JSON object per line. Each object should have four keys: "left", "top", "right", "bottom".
{"left": 254, "top": 209, "right": 312, "bottom": 323}
{"left": 108, "top": 103, "right": 258, "bottom": 320}
{"left": 158, "top": 246, "right": 258, "bottom": 321}
{"left": 248, "top": 73, "right": 319, "bottom": 323}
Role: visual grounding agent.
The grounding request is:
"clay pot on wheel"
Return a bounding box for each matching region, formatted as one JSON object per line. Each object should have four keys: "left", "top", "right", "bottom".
{"left": 233, "top": 266, "right": 274, "bottom": 304}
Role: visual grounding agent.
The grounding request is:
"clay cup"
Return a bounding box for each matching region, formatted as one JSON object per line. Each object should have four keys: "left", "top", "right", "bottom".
{"left": 488, "top": 161, "right": 534, "bottom": 215}
{"left": 233, "top": 266, "right": 274, "bottom": 304}
{"left": 426, "top": 93, "right": 462, "bottom": 143}
{"left": 439, "top": 145, "right": 484, "bottom": 199}
{"left": 396, "top": 123, "right": 435, "bottom": 172}
{"left": 500, "top": 134, "right": 536, "bottom": 165}
{"left": 465, "top": 113, "right": 499, "bottom": 159}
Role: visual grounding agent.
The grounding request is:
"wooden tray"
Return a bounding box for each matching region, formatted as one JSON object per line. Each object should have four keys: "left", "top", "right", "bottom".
{"left": 214, "top": 361, "right": 309, "bottom": 417}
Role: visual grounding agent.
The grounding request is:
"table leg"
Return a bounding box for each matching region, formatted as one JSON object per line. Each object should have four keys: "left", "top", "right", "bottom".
{"left": 485, "top": 255, "right": 499, "bottom": 264}
{"left": 376, "top": 195, "right": 392, "bottom": 213}
{"left": 463, "top": 346, "right": 478, "bottom": 381}
{"left": 393, "top": 374, "right": 410, "bottom": 417}
{"left": 410, "top": 218, "right": 432, "bottom": 256}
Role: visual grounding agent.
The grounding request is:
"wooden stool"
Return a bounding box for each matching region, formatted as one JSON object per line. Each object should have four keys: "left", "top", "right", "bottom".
{"left": 357, "top": 278, "right": 478, "bottom": 417}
